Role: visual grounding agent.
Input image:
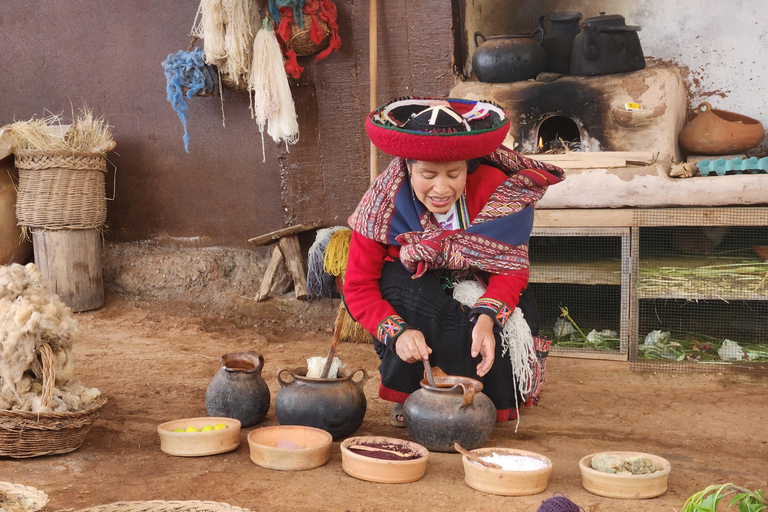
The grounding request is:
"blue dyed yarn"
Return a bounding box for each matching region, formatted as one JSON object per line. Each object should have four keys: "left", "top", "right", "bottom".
{"left": 537, "top": 493, "right": 584, "bottom": 512}
{"left": 269, "top": 0, "right": 306, "bottom": 27}
{"left": 161, "top": 48, "right": 218, "bottom": 152}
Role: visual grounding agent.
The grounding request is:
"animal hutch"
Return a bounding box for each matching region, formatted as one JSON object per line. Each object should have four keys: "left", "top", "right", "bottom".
{"left": 449, "top": 36, "right": 768, "bottom": 373}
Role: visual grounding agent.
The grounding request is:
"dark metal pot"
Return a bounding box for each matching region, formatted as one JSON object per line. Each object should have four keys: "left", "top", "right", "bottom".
{"left": 472, "top": 28, "right": 546, "bottom": 83}
{"left": 205, "top": 351, "right": 271, "bottom": 428}
{"left": 274, "top": 366, "right": 368, "bottom": 440}
{"left": 538, "top": 11, "right": 582, "bottom": 75}
{"left": 570, "top": 13, "right": 645, "bottom": 76}
{"left": 403, "top": 374, "right": 496, "bottom": 453}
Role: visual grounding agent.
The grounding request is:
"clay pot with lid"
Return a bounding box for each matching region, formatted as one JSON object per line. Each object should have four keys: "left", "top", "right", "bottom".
{"left": 472, "top": 28, "right": 547, "bottom": 83}
{"left": 539, "top": 11, "right": 582, "bottom": 75}
{"left": 403, "top": 374, "right": 496, "bottom": 452}
{"left": 205, "top": 351, "right": 271, "bottom": 428}
{"left": 678, "top": 102, "right": 765, "bottom": 155}
{"left": 274, "top": 366, "right": 368, "bottom": 440}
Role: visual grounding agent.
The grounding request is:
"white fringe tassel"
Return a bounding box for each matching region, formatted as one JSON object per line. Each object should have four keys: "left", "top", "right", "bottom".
{"left": 453, "top": 280, "right": 535, "bottom": 432}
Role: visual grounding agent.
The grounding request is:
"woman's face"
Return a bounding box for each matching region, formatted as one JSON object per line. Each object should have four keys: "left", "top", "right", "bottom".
{"left": 407, "top": 160, "right": 468, "bottom": 214}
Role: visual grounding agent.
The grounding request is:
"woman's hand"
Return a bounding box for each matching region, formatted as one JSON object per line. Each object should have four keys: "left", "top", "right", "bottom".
{"left": 395, "top": 329, "right": 432, "bottom": 363}
{"left": 471, "top": 315, "right": 496, "bottom": 377}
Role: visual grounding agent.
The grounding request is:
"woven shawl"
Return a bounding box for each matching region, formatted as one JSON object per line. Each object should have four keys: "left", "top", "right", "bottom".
{"left": 348, "top": 147, "right": 565, "bottom": 278}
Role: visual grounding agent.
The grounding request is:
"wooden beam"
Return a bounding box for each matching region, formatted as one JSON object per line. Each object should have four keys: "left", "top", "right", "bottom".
{"left": 531, "top": 151, "right": 655, "bottom": 168}
{"left": 255, "top": 245, "right": 287, "bottom": 302}
{"left": 247, "top": 220, "right": 323, "bottom": 247}
{"left": 534, "top": 209, "right": 634, "bottom": 228}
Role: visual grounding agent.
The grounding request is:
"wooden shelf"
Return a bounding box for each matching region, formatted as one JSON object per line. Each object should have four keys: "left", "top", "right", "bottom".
{"left": 529, "top": 261, "right": 622, "bottom": 285}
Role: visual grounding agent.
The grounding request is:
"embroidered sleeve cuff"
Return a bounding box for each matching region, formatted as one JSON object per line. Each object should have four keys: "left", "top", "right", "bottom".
{"left": 469, "top": 297, "right": 513, "bottom": 330}
{"left": 377, "top": 315, "right": 414, "bottom": 349}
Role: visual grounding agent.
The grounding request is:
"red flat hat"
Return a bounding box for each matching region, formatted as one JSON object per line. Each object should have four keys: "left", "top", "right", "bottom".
{"left": 366, "top": 97, "right": 510, "bottom": 161}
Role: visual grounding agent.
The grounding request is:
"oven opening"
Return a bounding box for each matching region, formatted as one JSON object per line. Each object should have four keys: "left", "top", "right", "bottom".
{"left": 536, "top": 116, "right": 581, "bottom": 154}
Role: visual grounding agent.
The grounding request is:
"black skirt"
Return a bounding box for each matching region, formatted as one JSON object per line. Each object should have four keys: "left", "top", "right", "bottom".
{"left": 373, "top": 261, "right": 540, "bottom": 414}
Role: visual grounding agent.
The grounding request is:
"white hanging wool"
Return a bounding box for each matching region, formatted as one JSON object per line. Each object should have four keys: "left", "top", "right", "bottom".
{"left": 0, "top": 263, "right": 100, "bottom": 413}
{"left": 191, "top": 0, "right": 228, "bottom": 66}
{"left": 453, "top": 280, "right": 536, "bottom": 431}
{"left": 248, "top": 20, "right": 299, "bottom": 159}
{"left": 220, "top": 0, "right": 255, "bottom": 85}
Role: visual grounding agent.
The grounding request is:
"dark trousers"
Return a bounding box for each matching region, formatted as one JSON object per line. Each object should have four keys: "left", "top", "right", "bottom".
{"left": 373, "top": 261, "right": 540, "bottom": 411}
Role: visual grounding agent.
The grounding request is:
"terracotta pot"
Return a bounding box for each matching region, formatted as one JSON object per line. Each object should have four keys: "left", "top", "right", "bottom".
{"left": 340, "top": 436, "right": 429, "bottom": 483}
{"left": 403, "top": 374, "right": 496, "bottom": 452}
{"left": 274, "top": 366, "right": 368, "bottom": 440}
{"left": 679, "top": 102, "right": 765, "bottom": 155}
{"left": 205, "top": 351, "right": 270, "bottom": 428}
{"left": 462, "top": 447, "right": 552, "bottom": 496}
{"left": 247, "top": 425, "right": 332, "bottom": 471}
{"left": 579, "top": 451, "right": 671, "bottom": 499}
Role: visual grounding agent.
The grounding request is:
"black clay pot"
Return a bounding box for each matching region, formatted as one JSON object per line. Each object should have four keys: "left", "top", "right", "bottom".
{"left": 205, "top": 351, "right": 271, "bottom": 428}
{"left": 403, "top": 375, "right": 496, "bottom": 453}
{"left": 539, "top": 11, "right": 582, "bottom": 75}
{"left": 472, "top": 28, "right": 546, "bottom": 83}
{"left": 274, "top": 366, "right": 368, "bottom": 440}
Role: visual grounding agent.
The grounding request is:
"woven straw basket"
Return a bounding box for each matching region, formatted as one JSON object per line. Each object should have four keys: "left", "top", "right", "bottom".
{"left": 0, "top": 343, "right": 107, "bottom": 458}
{"left": 286, "top": 16, "right": 331, "bottom": 56}
{"left": 14, "top": 149, "right": 108, "bottom": 230}
{"left": 66, "top": 501, "right": 251, "bottom": 512}
{"left": 0, "top": 481, "right": 49, "bottom": 512}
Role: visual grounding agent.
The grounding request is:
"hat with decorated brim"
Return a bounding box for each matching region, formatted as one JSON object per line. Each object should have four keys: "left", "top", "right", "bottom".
{"left": 365, "top": 97, "right": 509, "bottom": 162}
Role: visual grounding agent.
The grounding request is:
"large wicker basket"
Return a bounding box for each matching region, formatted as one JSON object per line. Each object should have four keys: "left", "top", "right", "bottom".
{"left": 0, "top": 343, "right": 107, "bottom": 458}
{"left": 0, "top": 481, "right": 49, "bottom": 512}
{"left": 66, "top": 501, "right": 251, "bottom": 512}
{"left": 14, "top": 149, "right": 109, "bottom": 230}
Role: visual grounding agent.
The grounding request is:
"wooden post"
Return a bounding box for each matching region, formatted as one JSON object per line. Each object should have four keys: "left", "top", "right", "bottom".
{"left": 369, "top": 0, "right": 378, "bottom": 182}
{"left": 32, "top": 229, "right": 104, "bottom": 312}
{"left": 278, "top": 235, "right": 308, "bottom": 300}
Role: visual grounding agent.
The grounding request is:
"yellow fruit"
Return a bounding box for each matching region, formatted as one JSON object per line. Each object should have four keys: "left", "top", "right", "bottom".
{"left": 214, "top": 423, "right": 228, "bottom": 430}
{"left": 172, "top": 428, "right": 185, "bottom": 433}
{"left": 184, "top": 426, "right": 200, "bottom": 432}
{"left": 200, "top": 425, "right": 214, "bottom": 432}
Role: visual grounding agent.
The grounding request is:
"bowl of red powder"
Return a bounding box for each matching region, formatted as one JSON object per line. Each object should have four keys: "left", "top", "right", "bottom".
{"left": 340, "top": 436, "right": 429, "bottom": 483}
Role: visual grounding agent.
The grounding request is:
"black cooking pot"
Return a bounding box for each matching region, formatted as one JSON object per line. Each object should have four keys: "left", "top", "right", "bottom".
{"left": 570, "top": 13, "right": 645, "bottom": 76}
{"left": 472, "top": 28, "right": 546, "bottom": 83}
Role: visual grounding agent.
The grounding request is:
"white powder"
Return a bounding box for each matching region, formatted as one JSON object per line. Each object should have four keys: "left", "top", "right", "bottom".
{"left": 476, "top": 453, "right": 549, "bottom": 471}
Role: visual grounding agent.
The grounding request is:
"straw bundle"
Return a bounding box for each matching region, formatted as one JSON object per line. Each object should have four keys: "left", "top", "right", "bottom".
{"left": 9, "top": 108, "right": 115, "bottom": 155}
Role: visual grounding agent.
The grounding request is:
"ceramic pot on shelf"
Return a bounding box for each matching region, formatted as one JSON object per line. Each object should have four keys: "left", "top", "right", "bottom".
{"left": 472, "top": 28, "right": 547, "bottom": 83}
{"left": 678, "top": 102, "right": 765, "bottom": 155}
{"left": 403, "top": 374, "right": 496, "bottom": 452}
{"left": 538, "top": 11, "right": 582, "bottom": 75}
{"left": 274, "top": 366, "right": 368, "bottom": 440}
{"left": 205, "top": 351, "right": 271, "bottom": 428}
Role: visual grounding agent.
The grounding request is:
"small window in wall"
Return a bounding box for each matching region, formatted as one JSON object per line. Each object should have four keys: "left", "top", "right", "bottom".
{"left": 536, "top": 115, "right": 581, "bottom": 153}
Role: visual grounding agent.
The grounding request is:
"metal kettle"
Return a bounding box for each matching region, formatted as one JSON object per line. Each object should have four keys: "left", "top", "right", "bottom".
{"left": 570, "top": 13, "right": 645, "bottom": 76}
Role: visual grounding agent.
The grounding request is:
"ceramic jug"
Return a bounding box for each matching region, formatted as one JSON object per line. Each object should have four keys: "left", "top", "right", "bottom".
{"left": 205, "top": 351, "right": 270, "bottom": 428}
{"left": 472, "top": 28, "right": 546, "bottom": 83}
{"left": 274, "top": 366, "right": 368, "bottom": 440}
{"left": 678, "top": 102, "right": 765, "bottom": 155}
{"left": 538, "top": 11, "right": 582, "bottom": 75}
{"left": 403, "top": 374, "right": 496, "bottom": 452}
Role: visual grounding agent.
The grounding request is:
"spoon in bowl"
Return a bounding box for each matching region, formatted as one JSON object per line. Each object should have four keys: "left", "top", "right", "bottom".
{"left": 454, "top": 442, "right": 502, "bottom": 469}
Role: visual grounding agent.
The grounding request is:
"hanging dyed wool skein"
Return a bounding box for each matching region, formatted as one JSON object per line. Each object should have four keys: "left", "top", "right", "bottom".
{"left": 248, "top": 17, "right": 299, "bottom": 160}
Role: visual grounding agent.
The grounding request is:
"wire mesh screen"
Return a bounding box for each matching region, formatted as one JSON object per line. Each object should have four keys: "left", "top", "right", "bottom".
{"left": 630, "top": 208, "right": 768, "bottom": 374}
{"left": 529, "top": 228, "right": 629, "bottom": 358}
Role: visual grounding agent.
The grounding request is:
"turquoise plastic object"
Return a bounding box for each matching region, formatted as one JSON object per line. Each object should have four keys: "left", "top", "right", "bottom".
{"left": 696, "top": 157, "right": 768, "bottom": 176}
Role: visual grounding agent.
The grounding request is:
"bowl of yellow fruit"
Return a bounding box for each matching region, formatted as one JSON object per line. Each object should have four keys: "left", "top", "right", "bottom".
{"left": 157, "top": 416, "right": 241, "bottom": 457}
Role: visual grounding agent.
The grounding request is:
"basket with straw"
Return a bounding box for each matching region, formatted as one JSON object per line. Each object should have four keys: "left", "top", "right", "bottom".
{"left": 0, "top": 481, "right": 49, "bottom": 512}
{"left": 10, "top": 111, "right": 115, "bottom": 232}
{"left": 0, "top": 343, "right": 107, "bottom": 458}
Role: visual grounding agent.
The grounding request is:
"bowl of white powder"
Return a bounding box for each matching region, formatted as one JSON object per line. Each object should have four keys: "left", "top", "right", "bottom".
{"left": 461, "top": 447, "right": 552, "bottom": 496}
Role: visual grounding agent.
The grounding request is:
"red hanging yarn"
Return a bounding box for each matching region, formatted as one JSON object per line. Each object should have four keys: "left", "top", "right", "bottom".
{"left": 274, "top": 0, "right": 341, "bottom": 77}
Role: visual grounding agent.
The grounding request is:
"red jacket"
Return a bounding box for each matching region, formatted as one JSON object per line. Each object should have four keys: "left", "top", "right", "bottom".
{"left": 344, "top": 164, "right": 530, "bottom": 344}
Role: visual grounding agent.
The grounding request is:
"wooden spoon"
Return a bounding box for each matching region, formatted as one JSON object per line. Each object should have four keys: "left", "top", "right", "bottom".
{"left": 423, "top": 358, "right": 436, "bottom": 387}
{"left": 319, "top": 309, "right": 344, "bottom": 378}
{"left": 454, "top": 442, "right": 502, "bottom": 469}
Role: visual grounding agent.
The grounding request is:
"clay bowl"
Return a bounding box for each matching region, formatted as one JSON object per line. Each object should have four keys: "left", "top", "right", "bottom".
{"left": 248, "top": 425, "right": 332, "bottom": 471}
{"left": 461, "top": 447, "right": 552, "bottom": 496}
{"left": 157, "top": 417, "right": 241, "bottom": 457}
{"left": 579, "top": 451, "right": 671, "bottom": 499}
{"left": 340, "top": 436, "right": 429, "bottom": 483}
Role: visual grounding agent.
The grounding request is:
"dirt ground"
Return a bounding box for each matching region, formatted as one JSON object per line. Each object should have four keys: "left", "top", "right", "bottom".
{"left": 4, "top": 292, "right": 768, "bottom": 512}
